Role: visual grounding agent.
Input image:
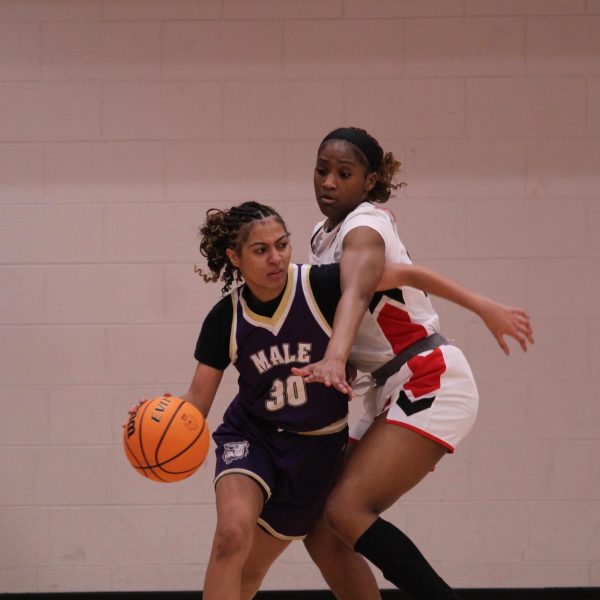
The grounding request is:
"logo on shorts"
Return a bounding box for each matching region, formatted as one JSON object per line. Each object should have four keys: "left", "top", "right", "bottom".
{"left": 222, "top": 441, "right": 250, "bottom": 465}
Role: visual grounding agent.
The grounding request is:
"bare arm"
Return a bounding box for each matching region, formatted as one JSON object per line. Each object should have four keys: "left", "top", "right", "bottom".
{"left": 292, "top": 226, "right": 385, "bottom": 395}
{"left": 293, "top": 260, "right": 534, "bottom": 392}
{"left": 127, "top": 362, "right": 224, "bottom": 423}
{"left": 180, "top": 362, "right": 224, "bottom": 418}
{"left": 326, "top": 227, "right": 384, "bottom": 359}
{"left": 378, "top": 263, "right": 534, "bottom": 354}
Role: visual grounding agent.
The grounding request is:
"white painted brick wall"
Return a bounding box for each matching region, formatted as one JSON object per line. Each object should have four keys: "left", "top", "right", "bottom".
{"left": 0, "top": 0, "right": 598, "bottom": 593}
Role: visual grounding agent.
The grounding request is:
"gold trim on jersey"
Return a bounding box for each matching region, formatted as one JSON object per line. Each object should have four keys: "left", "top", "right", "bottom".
{"left": 300, "top": 264, "right": 332, "bottom": 337}
{"left": 229, "top": 290, "right": 239, "bottom": 364}
{"left": 239, "top": 264, "right": 297, "bottom": 335}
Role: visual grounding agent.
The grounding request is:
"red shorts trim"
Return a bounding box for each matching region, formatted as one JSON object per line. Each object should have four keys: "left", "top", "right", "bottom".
{"left": 385, "top": 418, "right": 455, "bottom": 453}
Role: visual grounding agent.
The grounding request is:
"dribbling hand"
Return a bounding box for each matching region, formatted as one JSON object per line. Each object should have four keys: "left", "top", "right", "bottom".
{"left": 122, "top": 393, "right": 171, "bottom": 427}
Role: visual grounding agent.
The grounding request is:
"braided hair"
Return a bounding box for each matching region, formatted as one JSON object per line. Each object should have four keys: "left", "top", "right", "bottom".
{"left": 319, "top": 127, "right": 405, "bottom": 203}
{"left": 195, "top": 201, "right": 288, "bottom": 294}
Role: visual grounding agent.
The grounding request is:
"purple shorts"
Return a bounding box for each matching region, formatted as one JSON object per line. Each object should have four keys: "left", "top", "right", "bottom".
{"left": 213, "top": 401, "right": 348, "bottom": 540}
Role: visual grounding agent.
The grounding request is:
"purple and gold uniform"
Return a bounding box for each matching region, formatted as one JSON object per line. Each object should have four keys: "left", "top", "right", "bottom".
{"left": 195, "top": 263, "right": 348, "bottom": 539}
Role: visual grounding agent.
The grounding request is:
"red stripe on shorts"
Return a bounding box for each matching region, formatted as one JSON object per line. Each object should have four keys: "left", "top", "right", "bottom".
{"left": 384, "top": 418, "right": 454, "bottom": 454}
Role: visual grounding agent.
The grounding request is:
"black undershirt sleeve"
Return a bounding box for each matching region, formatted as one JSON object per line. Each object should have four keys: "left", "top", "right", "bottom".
{"left": 308, "top": 263, "right": 342, "bottom": 328}
{"left": 194, "top": 295, "right": 233, "bottom": 370}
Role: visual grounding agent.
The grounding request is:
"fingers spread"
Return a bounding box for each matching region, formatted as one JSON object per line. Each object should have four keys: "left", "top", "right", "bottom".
{"left": 497, "top": 334, "right": 510, "bottom": 355}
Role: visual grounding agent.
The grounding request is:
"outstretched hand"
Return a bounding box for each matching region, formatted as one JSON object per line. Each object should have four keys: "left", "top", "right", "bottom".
{"left": 477, "top": 297, "right": 534, "bottom": 354}
{"left": 291, "top": 358, "right": 354, "bottom": 397}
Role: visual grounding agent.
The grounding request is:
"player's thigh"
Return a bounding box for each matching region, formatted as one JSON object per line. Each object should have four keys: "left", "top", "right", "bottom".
{"left": 214, "top": 473, "right": 265, "bottom": 527}
{"left": 329, "top": 414, "right": 447, "bottom": 516}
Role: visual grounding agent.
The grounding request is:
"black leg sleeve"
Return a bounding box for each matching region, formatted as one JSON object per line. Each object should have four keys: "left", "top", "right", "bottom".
{"left": 354, "top": 517, "right": 460, "bottom": 600}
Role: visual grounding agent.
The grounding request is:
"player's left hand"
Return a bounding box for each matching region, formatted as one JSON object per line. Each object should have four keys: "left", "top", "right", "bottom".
{"left": 292, "top": 359, "right": 354, "bottom": 398}
{"left": 478, "top": 298, "right": 534, "bottom": 355}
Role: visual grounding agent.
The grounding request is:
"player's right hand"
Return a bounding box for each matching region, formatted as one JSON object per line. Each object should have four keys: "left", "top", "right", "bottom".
{"left": 292, "top": 359, "right": 353, "bottom": 398}
{"left": 122, "top": 397, "right": 149, "bottom": 428}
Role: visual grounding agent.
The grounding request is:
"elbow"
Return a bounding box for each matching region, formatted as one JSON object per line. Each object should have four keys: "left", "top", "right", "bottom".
{"left": 347, "top": 285, "right": 375, "bottom": 308}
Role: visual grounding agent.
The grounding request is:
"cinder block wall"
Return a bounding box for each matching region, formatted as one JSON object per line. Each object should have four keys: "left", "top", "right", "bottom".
{"left": 1, "top": 0, "right": 599, "bottom": 593}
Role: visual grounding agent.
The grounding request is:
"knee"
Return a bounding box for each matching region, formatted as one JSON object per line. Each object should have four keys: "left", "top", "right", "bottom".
{"left": 322, "top": 493, "right": 352, "bottom": 540}
{"left": 323, "top": 490, "right": 380, "bottom": 547}
{"left": 212, "top": 520, "right": 253, "bottom": 561}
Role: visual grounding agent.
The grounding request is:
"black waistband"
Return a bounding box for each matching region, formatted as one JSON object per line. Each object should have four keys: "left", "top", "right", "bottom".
{"left": 371, "top": 332, "right": 448, "bottom": 388}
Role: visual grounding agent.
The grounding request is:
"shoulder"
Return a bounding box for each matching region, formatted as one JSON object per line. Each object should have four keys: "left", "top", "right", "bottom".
{"left": 337, "top": 204, "right": 397, "bottom": 252}
{"left": 304, "top": 263, "right": 341, "bottom": 327}
{"left": 214, "top": 290, "right": 236, "bottom": 312}
{"left": 306, "top": 263, "right": 341, "bottom": 289}
{"left": 204, "top": 291, "right": 236, "bottom": 324}
{"left": 195, "top": 290, "right": 236, "bottom": 369}
{"left": 340, "top": 202, "right": 396, "bottom": 236}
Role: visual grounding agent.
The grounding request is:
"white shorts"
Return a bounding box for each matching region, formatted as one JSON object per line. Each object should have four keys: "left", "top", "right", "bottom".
{"left": 349, "top": 344, "right": 478, "bottom": 453}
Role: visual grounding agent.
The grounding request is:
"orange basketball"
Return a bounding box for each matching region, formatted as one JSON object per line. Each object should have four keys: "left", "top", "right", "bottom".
{"left": 123, "top": 395, "right": 210, "bottom": 483}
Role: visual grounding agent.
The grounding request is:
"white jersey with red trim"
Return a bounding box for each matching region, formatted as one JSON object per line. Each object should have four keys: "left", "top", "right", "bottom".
{"left": 309, "top": 202, "right": 478, "bottom": 449}
{"left": 309, "top": 202, "right": 440, "bottom": 373}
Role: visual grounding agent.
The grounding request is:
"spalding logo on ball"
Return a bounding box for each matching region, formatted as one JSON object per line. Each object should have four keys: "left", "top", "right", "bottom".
{"left": 124, "top": 395, "right": 210, "bottom": 482}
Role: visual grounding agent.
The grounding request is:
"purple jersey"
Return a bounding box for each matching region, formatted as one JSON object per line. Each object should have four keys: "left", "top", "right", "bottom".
{"left": 229, "top": 264, "right": 348, "bottom": 432}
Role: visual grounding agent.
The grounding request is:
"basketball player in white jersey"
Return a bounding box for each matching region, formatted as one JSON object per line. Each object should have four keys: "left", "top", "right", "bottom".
{"left": 294, "top": 128, "right": 533, "bottom": 600}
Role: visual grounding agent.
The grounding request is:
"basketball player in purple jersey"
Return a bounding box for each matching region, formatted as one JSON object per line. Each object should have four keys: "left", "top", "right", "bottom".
{"left": 189, "top": 202, "right": 350, "bottom": 599}
{"left": 164, "top": 200, "right": 532, "bottom": 599}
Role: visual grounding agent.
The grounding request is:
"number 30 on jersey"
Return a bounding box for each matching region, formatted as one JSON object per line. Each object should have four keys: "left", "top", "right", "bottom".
{"left": 266, "top": 375, "right": 307, "bottom": 411}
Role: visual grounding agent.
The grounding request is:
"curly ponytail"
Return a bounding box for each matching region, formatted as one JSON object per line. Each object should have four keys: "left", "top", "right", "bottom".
{"left": 369, "top": 151, "right": 404, "bottom": 203}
